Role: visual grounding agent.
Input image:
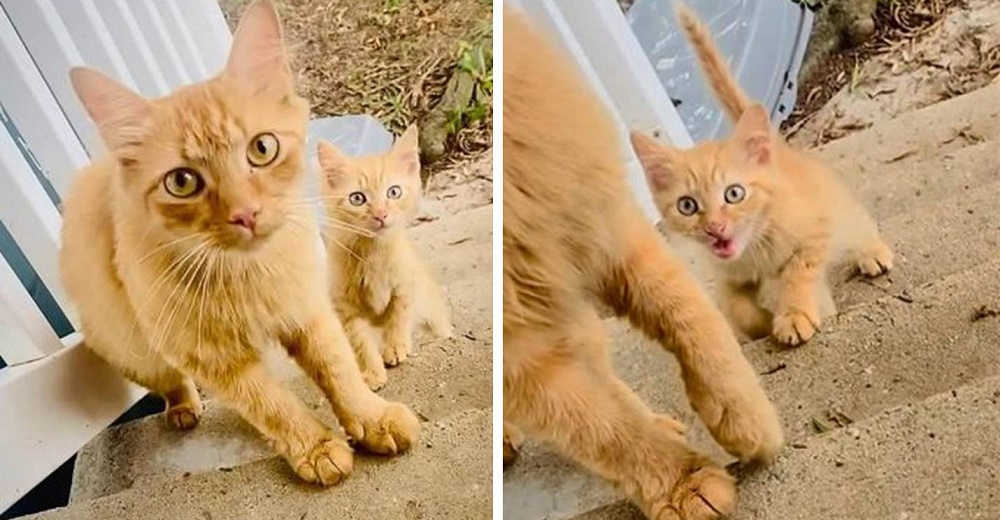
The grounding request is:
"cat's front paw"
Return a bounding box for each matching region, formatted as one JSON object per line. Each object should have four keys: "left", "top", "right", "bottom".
{"left": 857, "top": 241, "right": 894, "bottom": 277}
{"left": 503, "top": 422, "right": 525, "bottom": 467}
{"left": 773, "top": 309, "right": 819, "bottom": 346}
{"left": 431, "top": 320, "right": 454, "bottom": 339}
{"left": 343, "top": 402, "right": 420, "bottom": 456}
{"left": 382, "top": 339, "right": 411, "bottom": 367}
{"left": 361, "top": 364, "right": 388, "bottom": 391}
{"left": 165, "top": 402, "right": 201, "bottom": 430}
{"left": 289, "top": 437, "right": 354, "bottom": 487}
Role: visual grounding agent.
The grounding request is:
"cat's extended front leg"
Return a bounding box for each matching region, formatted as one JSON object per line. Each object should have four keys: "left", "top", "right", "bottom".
{"left": 772, "top": 239, "right": 829, "bottom": 346}
{"left": 602, "top": 218, "right": 783, "bottom": 464}
{"left": 382, "top": 291, "right": 415, "bottom": 366}
{"left": 283, "top": 309, "right": 420, "bottom": 455}
{"left": 338, "top": 305, "right": 388, "bottom": 391}
{"left": 168, "top": 347, "right": 352, "bottom": 486}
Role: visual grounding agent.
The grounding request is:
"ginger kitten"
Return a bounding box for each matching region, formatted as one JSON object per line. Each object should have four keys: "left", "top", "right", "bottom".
{"left": 316, "top": 125, "right": 453, "bottom": 391}
{"left": 631, "top": 5, "right": 894, "bottom": 346}
{"left": 504, "top": 9, "right": 782, "bottom": 519}
{"left": 59, "top": 0, "right": 418, "bottom": 486}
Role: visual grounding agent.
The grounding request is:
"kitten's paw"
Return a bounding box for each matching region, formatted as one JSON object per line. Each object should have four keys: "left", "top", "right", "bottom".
{"left": 431, "top": 321, "right": 454, "bottom": 339}
{"left": 165, "top": 403, "right": 201, "bottom": 431}
{"left": 857, "top": 241, "right": 894, "bottom": 277}
{"left": 652, "top": 464, "right": 736, "bottom": 520}
{"left": 290, "top": 437, "right": 354, "bottom": 487}
{"left": 344, "top": 402, "right": 421, "bottom": 456}
{"left": 503, "top": 422, "right": 525, "bottom": 467}
{"left": 382, "top": 340, "right": 411, "bottom": 367}
{"left": 361, "top": 365, "right": 388, "bottom": 392}
{"left": 652, "top": 414, "right": 687, "bottom": 442}
{"left": 773, "top": 310, "right": 819, "bottom": 346}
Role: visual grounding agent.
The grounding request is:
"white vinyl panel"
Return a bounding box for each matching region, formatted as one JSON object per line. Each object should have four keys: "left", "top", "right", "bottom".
{"left": 0, "top": 0, "right": 99, "bottom": 152}
{"left": 0, "top": 257, "right": 61, "bottom": 366}
{"left": 508, "top": 0, "right": 668, "bottom": 221}
{"left": 0, "top": 335, "right": 146, "bottom": 511}
{"left": 188, "top": 0, "right": 232, "bottom": 74}
{"left": 0, "top": 7, "right": 88, "bottom": 197}
{"left": 155, "top": 0, "right": 210, "bottom": 82}
{"left": 0, "top": 121, "right": 76, "bottom": 328}
{"left": 52, "top": 0, "right": 138, "bottom": 91}
{"left": 130, "top": 0, "right": 191, "bottom": 88}
{"left": 91, "top": 0, "right": 169, "bottom": 97}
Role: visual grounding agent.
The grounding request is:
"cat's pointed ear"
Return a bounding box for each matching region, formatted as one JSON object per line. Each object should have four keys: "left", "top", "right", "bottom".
{"left": 391, "top": 124, "right": 420, "bottom": 179}
{"left": 69, "top": 67, "right": 151, "bottom": 151}
{"left": 225, "top": 0, "right": 291, "bottom": 94}
{"left": 733, "top": 104, "right": 773, "bottom": 166}
{"left": 630, "top": 131, "right": 678, "bottom": 191}
{"left": 317, "top": 140, "right": 351, "bottom": 186}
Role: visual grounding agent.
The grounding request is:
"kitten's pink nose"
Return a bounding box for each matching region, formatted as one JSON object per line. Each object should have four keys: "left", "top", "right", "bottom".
{"left": 228, "top": 208, "right": 259, "bottom": 233}
{"left": 372, "top": 208, "right": 388, "bottom": 220}
{"left": 705, "top": 221, "right": 727, "bottom": 238}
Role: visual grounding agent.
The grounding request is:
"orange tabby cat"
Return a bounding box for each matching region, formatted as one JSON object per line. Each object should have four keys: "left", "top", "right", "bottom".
{"left": 504, "top": 8, "right": 782, "bottom": 519}
{"left": 316, "top": 125, "right": 453, "bottom": 391}
{"left": 630, "top": 5, "right": 894, "bottom": 346}
{"left": 59, "top": 0, "right": 418, "bottom": 486}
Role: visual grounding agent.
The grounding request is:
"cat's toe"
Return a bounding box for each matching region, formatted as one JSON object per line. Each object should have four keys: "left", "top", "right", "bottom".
{"left": 772, "top": 311, "right": 818, "bottom": 346}
{"left": 503, "top": 422, "right": 525, "bottom": 467}
{"left": 382, "top": 341, "right": 411, "bottom": 367}
{"left": 165, "top": 404, "right": 201, "bottom": 430}
{"left": 348, "top": 402, "right": 421, "bottom": 456}
{"left": 292, "top": 438, "right": 354, "bottom": 487}
{"left": 857, "top": 242, "right": 894, "bottom": 277}
{"left": 362, "top": 366, "right": 388, "bottom": 391}
{"left": 654, "top": 464, "right": 736, "bottom": 520}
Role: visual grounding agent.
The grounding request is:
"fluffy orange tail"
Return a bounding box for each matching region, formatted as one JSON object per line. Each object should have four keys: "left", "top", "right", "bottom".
{"left": 675, "top": 3, "right": 753, "bottom": 121}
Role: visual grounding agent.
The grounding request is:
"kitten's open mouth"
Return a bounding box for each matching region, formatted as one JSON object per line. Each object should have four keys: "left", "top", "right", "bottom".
{"left": 709, "top": 236, "right": 737, "bottom": 259}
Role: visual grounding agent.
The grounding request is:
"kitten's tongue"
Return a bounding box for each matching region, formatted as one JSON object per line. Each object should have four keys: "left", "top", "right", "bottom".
{"left": 711, "top": 238, "right": 737, "bottom": 259}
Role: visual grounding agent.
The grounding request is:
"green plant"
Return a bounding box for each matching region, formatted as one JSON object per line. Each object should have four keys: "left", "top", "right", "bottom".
{"left": 446, "top": 31, "right": 493, "bottom": 136}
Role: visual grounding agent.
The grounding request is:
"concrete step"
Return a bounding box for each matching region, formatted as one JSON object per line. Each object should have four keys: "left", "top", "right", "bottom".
{"left": 29, "top": 408, "right": 492, "bottom": 520}
{"left": 814, "top": 82, "right": 1000, "bottom": 174}
{"left": 503, "top": 255, "right": 1000, "bottom": 519}
{"left": 69, "top": 204, "right": 493, "bottom": 503}
{"left": 573, "top": 374, "right": 1000, "bottom": 519}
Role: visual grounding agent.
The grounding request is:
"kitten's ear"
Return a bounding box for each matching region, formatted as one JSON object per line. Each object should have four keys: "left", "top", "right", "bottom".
{"left": 225, "top": 0, "right": 291, "bottom": 93}
{"left": 317, "top": 140, "right": 351, "bottom": 186}
{"left": 69, "top": 67, "right": 151, "bottom": 151}
{"left": 630, "top": 131, "right": 678, "bottom": 191}
{"left": 733, "top": 104, "right": 773, "bottom": 166}
{"left": 391, "top": 124, "right": 420, "bottom": 179}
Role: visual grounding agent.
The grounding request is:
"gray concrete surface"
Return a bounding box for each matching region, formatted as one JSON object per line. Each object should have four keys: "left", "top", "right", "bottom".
{"left": 55, "top": 204, "right": 493, "bottom": 516}
{"left": 503, "top": 82, "right": 1000, "bottom": 519}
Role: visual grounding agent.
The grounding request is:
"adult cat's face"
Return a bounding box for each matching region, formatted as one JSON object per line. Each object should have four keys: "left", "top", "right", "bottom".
{"left": 632, "top": 106, "right": 776, "bottom": 261}
{"left": 70, "top": 0, "right": 308, "bottom": 251}
{"left": 317, "top": 125, "right": 422, "bottom": 235}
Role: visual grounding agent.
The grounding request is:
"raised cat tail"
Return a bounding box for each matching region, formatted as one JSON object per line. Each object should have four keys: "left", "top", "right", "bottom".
{"left": 675, "top": 3, "right": 753, "bottom": 121}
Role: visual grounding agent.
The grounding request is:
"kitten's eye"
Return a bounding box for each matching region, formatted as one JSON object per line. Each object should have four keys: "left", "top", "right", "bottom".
{"left": 676, "top": 196, "right": 699, "bottom": 216}
{"left": 163, "top": 168, "right": 204, "bottom": 198}
{"left": 348, "top": 191, "right": 367, "bottom": 206}
{"left": 247, "top": 132, "right": 279, "bottom": 167}
{"left": 724, "top": 184, "right": 746, "bottom": 204}
{"left": 387, "top": 185, "right": 403, "bottom": 199}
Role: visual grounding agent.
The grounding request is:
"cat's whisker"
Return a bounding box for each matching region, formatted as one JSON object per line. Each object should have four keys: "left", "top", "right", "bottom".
{"left": 136, "top": 233, "right": 210, "bottom": 265}
{"left": 124, "top": 241, "right": 210, "bottom": 360}
{"left": 147, "top": 244, "right": 211, "bottom": 356}
{"left": 194, "top": 253, "right": 217, "bottom": 359}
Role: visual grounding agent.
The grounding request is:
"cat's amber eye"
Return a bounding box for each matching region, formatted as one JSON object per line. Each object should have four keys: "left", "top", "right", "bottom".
{"left": 247, "top": 132, "right": 279, "bottom": 167}
{"left": 724, "top": 184, "right": 746, "bottom": 204}
{"left": 163, "top": 168, "right": 204, "bottom": 198}
{"left": 676, "top": 196, "right": 699, "bottom": 216}
{"left": 348, "top": 191, "right": 367, "bottom": 206}
{"left": 387, "top": 185, "right": 403, "bottom": 199}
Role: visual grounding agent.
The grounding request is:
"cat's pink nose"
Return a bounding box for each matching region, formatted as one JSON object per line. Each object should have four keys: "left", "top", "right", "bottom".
{"left": 229, "top": 208, "right": 259, "bottom": 233}
{"left": 705, "top": 221, "right": 727, "bottom": 236}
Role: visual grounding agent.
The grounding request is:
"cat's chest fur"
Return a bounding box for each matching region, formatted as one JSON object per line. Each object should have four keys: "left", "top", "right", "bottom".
{"left": 333, "top": 232, "right": 411, "bottom": 317}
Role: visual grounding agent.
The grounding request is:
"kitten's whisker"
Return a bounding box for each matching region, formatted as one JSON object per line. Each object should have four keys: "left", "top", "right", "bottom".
{"left": 147, "top": 244, "right": 210, "bottom": 355}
